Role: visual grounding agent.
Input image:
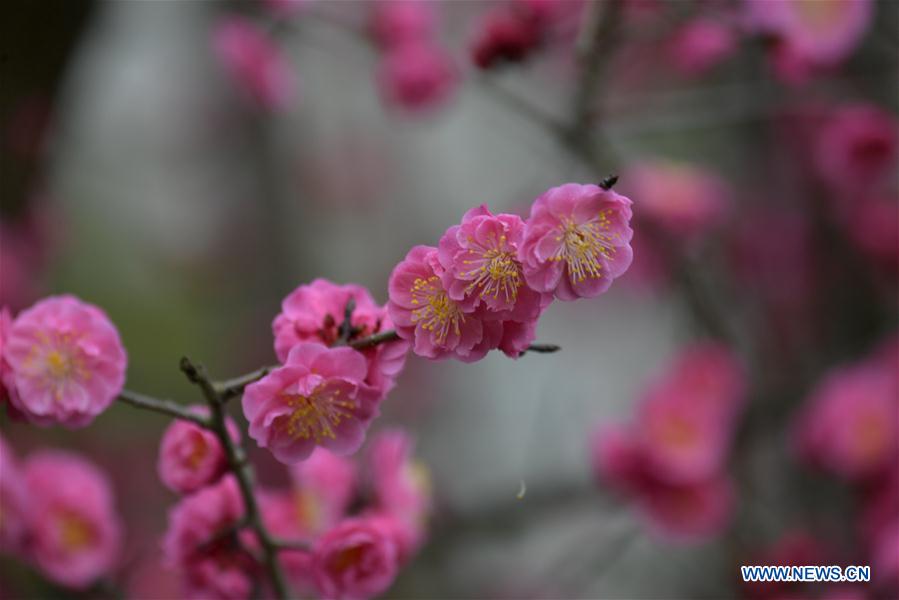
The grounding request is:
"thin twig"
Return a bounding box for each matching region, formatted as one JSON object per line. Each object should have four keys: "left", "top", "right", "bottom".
{"left": 116, "top": 390, "right": 210, "bottom": 428}
{"left": 522, "top": 344, "right": 561, "bottom": 355}
{"left": 336, "top": 296, "right": 357, "bottom": 346}
{"left": 180, "top": 357, "right": 291, "bottom": 600}
{"left": 347, "top": 329, "right": 402, "bottom": 350}
{"left": 214, "top": 366, "right": 275, "bottom": 402}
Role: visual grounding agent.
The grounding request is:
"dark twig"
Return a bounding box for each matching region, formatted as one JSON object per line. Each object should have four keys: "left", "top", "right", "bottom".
{"left": 117, "top": 389, "right": 210, "bottom": 428}
{"left": 214, "top": 366, "right": 275, "bottom": 402}
{"left": 348, "top": 329, "right": 402, "bottom": 350}
{"left": 336, "top": 296, "right": 357, "bottom": 346}
{"left": 180, "top": 357, "right": 291, "bottom": 600}
{"left": 523, "top": 344, "right": 562, "bottom": 355}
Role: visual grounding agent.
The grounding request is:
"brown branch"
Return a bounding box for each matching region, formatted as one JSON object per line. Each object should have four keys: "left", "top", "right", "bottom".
{"left": 116, "top": 390, "right": 210, "bottom": 428}
{"left": 180, "top": 357, "right": 291, "bottom": 600}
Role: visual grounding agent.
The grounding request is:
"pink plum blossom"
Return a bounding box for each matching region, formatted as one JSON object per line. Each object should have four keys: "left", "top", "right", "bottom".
{"left": 368, "top": 429, "right": 431, "bottom": 551}
{"left": 243, "top": 343, "right": 380, "bottom": 463}
{"left": 794, "top": 361, "right": 898, "bottom": 480}
{"left": 370, "top": 0, "right": 435, "bottom": 50}
{"left": 0, "top": 433, "right": 31, "bottom": 554}
{"left": 744, "top": 0, "right": 873, "bottom": 84}
{"left": 213, "top": 16, "right": 296, "bottom": 112}
{"left": 815, "top": 104, "right": 898, "bottom": 193}
{"left": 520, "top": 183, "right": 634, "bottom": 301}
{"left": 624, "top": 161, "right": 731, "bottom": 239}
{"left": 157, "top": 407, "right": 241, "bottom": 495}
{"left": 376, "top": 42, "right": 457, "bottom": 113}
{"left": 272, "top": 279, "right": 408, "bottom": 401}
{"left": 388, "top": 245, "right": 492, "bottom": 361}
{"left": 3, "top": 295, "right": 127, "bottom": 428}
{"left": 23, "top": 450, "right": 122, "bottom": 588}
{"left": 438, "top": 205, "right": 550, "bottom": 322}
{"left": 312, "top": 517, "right": 402, "bottom": 600}
{"left": 668, "top": 19, "right": 737, "bottom": 76}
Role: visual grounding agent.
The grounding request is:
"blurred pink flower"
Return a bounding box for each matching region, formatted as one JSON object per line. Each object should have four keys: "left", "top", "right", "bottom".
{"left": 376, "top": 42, "right": 457, "bottom": 113}
{"left": 213, "top": 16, "right": 296, "bottom": 111}
{"left": 23, "top": 450, "right": 122, "bottom": 589}
{"left": 289, "top": 447, "right": 358, "bottom": 535}
{"left": 470, "top": 6, "right": 541, "bottom": 69}
{"left": 370, "top": 0, "right": 435, "bottom": 50}
{"left": 157, "top": 407, "right": 241, "bottom": 495}
{"left": 590, "top": 425, "right": 735, "bottom": 541}
{"left": 243, "top": 343, "right": 380, "bottom": 463}
{"left": 368, "top": 429, "right": 431, "bottom": 552}
{"left": 163, "top": 475, "right": 245, "bottom": 563}
{"left": 815, "top": 104, "right": 898, "bottom": 193}
{"left": 636, "top": 474, "right": 735, "bottom": 541}
{"left": 388, "top": 245, "right": 492, "bottom": 361}
{"left": 3, "top": 295, "right": 127, "bottom": 428}
{"left": 182, "top": 555, "right": 256, "bottom": 600}
{"left": 668, "top": 19, "right": 738, "bottom": 76}
{"left": 794, "top": 361, "right": 898, "bottom": 481}
{"left": 312, "top": 517, "right": 402, "bottom": 600}
{"left": 438, "top": 205, "right": 550, "bottom": 321}
{"left": 272, "top": 279, "right": 408, "bottom": 401}
{"left": 624, "top": 160, "right": 731, "bottom": 239}
{"left": 520, "top": 183, "right": 634, "bottom": 301}
{"left": 744, "top": 0, "right": 873, "bottom": 83}
{"left": 0, "top": 433, "right": 31, "bottom": 555}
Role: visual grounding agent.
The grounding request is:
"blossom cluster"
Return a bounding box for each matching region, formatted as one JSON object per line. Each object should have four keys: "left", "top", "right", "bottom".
{"left": 161, "top": 429, "right": 431, "bottom": 600}
{"left": 590, "top": 342, "right": 746, "bottom": 540}
{"left": 245, "top": 280, "right": 408, "bottom": 464}
{"left": 0, "top": 436, "right": 122, "bottom": 589}
{"left": 388, "top": 183, "right": 633, "bottom": 360}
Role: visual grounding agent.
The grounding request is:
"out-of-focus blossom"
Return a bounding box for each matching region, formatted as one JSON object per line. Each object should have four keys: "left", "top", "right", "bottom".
{"left": 438, "top": 205, "right": 550, "bottom": 321}
{"left": 23, "top": 451, "right": 122, "bottom": 589}
{"left": 668, "top": 19, "right": 738, "bottom": 76}
{"left": 289, "top": 447, "right": 358, "bottom": 535}
{"left": 590, "top": 426, "right": 736, "bottom": 541}
{"left": 376, "top": 42, "right": 457, "bottom": 113}
{"left": 388, "top": 245, "right": 495, "bottom": 361}
{"left": 0, "top": 307, "right": 23, "bottom": 419}
{"left": 213, "top": 16, "right": 296, "bottom": 111}
{"left": 0, "top": 202, "right": 58, "bottom": 312}
{"left": 0, "top": 434, "right": 31, "bottom": 554}
{"left": 368, "top": 429, "right": 431, "bottom": 551}
{"left": 370, "top": 0, "right": 435, "bottom": 50}
{"left": 157, "top": 407, "right": 241, "bottom": 495}
{"left": 243, "top": 343, "right": 380, "bottom": 463}
{"left": 590, "top": 343, "right": 744, "bottom": 540}
{"left": 624, "top": 161, "right": 731, "bottom": 239}
{"left": 163, "top": 476, "right": 259, "bottom": 599}
{"left": 311, "top": 517, "right": 402, "bottom": 600}
{"left": 272, "top": 279, "right": 408, "bottom": 401}
{"left": 470, "top": 6, "right": 541, "bottom": 69}
{"left": 794, "top": 360, "right": 898, "bottom": 481}
{"left": 520, "top": 183, "right": 634, "bottom": 301}
{"left": 744, "top": 0, "right": 873, "bottom": 84}
{"left": 815, "top": 104, "right": 898, "bottom": 193}
{"left": 3, "top": 295, "right": 127, "bottom": 428}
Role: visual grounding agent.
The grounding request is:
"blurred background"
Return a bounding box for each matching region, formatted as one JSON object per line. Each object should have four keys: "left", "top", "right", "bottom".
{"left": 1, "top": 0, "right": 897, "bottom": 598}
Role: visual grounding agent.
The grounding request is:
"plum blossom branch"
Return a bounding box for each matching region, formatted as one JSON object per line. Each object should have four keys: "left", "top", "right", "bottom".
{"left": 116, "top": 390, "right": 210, "bottom": 428}
{"left": 179, "top": 357, "right": 291, "bottom": 600}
